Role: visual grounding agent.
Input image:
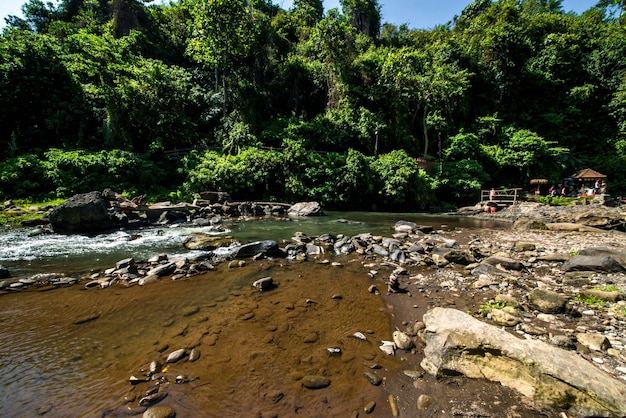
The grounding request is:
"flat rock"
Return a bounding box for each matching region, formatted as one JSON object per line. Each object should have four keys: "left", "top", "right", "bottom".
{"left": 421, "top": 307, "right": 626, "bottom": 416}
{"left": 562, "top": 255, "right": 626, "bottom": 273}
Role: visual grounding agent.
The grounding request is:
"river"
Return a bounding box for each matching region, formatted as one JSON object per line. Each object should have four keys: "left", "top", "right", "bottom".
{"left": 0, "top": 212, "right": 504, "bottom": 417}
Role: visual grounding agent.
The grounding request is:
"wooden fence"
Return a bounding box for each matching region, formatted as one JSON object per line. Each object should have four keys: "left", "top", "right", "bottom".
{"left": 480, "top": 188, "right": 523, "bottom": 205}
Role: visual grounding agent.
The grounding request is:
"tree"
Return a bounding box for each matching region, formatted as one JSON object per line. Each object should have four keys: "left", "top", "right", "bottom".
{"left": 340, "top": 0, "right": 381, "bottom": 39}
{"left": 381, "top": 43, "right": 471, "bottom": 157}
{"left": 186, "top": 0, "right": 256, "bottom": 114}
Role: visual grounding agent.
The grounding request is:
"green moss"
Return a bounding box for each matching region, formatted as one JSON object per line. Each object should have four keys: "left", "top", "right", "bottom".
{"left": 574, "top": 293, "right": 606, "bottom": 307}
{"left": 478, "top": 300, "right": 508, "bottom": 316}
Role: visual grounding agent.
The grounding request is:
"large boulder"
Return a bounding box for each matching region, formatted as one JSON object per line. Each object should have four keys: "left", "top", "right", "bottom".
{"left": 287, "top": 202, "right": 323, "bottom": 217}
{"left": 48, "top": 191, "right": 113, "bottom": 234}
{"left": 421, "top": 307, "right": 626, "bottom": 417}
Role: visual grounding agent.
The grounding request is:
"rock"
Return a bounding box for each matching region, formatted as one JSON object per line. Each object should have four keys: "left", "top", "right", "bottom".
{"left": 417, "top": 394, "right": 433, "bottom": 410}
{"left": 511, "top": 217, "right": 547, "bottom": 230}
{"left": 301, "top": 375, "right": 330, "bottom": 389}
{"left": 546, "top": 222, "right": 604, "bottom": 232}
{"left": 252, "top": 277, "right": 274, "bottom": 291}
{"left": 489, "top": 308, "right": 520, "bottom": 327}
{"left": 287, "top": 202, "right": 323, "bottom": 217}
{"left": 392, "top": 330, "right": 413, "bottom": 350}
{"left": 528, "top": 288, "right": 568, "bottom": 314}
{"left": 420, "top": 307, "right": 626, "bottom": 416}
{"left": 147, "top": 262, "right": 176, "bottom": 277}
{"left": 514, "top": 241, "right": 536, "bottom": 252}
{"left": 183, "top": 233, "right": 235, "bottom": 250}
{"left": 483, "top": 255, "right": 523, "bottom": 271}
{"left": 579, "top": 289, "right": 623, "bottom": 303}
{"left": 166, "top": 348, "right": 186, "bottom": 363}
{"left": 142, "top": 405, "right": 176, "bottom": 418}
{"left": 578, "top": 247, "right": 626, "bottom": 268}
{"left": 364, "top": 371, "right": 382, "bottom": 386}
{"left": 562, "top": 255, "right": 626, "bottom": 273}
{"left": 199, "top": 191, "right": 232, "bottom": 203}
{"left": 0, "top": 266, "right": 9, "bottom": 279}
{"left": 230, "top": 240, "right": 280, "bottom": 259}
{"left": 48, "top": 191, "right": 113, "bottom": 234}
{"left": 577, "top": 333, "right": 612, "bottom": 352}
{"left": 440, "top": 249, "right": 475, "bottom": 265}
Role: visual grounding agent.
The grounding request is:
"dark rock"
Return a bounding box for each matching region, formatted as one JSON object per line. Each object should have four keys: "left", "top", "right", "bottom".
{"left": 562, "top": 255, "right": 626, "bottom": 273}
{"left": 48, "top": 191, "right": 113, "bottom": 234}
{"left": 199, "top": 191, "right": 232, "bottom": 203}
{"left": 230, "top": 240, "right": 280, "bottom": 259}
{"left": 0, "top": 266, "right": 10, "bottom": 279}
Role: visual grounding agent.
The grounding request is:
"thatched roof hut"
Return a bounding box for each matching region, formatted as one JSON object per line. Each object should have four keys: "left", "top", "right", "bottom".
{"left": 572, "top": 168, "right": 606, "bottom": 181}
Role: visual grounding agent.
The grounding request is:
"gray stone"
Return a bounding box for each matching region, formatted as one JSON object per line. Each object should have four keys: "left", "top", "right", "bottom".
{"left": 421, "top": 307, "right": 626, "bottom": 416}
{"left": 287, "top": 202, "right": 323, "bottom": 217}
{"left": 147, "top": 262, "right": 176, "bottom": 277}
{"left": 230, "top": 240, "right": 280, "bottom": 259}
{"left": 483, "top": 255, "right": 523, "bottom": 271}
{"left": 562, "top": 255, "right": 626, "bottom": 273}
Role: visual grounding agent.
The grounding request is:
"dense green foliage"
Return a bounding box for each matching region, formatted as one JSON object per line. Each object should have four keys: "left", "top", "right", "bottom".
{"left": 1, "top": 0, "right": 625, "bottom": 208}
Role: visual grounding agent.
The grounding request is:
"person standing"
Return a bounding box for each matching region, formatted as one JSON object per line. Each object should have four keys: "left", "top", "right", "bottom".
{"left": 489, "top": 188, "right": 496, "bottom": 201}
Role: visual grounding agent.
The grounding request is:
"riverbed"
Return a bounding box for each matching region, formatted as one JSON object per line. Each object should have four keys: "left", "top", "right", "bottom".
{"left": 0, "top": 212, "right": 517, "bottom": 417}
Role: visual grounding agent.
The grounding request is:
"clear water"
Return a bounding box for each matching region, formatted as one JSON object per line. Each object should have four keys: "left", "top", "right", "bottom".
{"left": 0, "top": 211, "right": 504, "bottom": 279}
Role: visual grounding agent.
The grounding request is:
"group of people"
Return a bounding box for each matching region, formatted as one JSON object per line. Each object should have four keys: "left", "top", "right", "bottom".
{"left": 544, "top": 179, "right": 607, "bottom": 198}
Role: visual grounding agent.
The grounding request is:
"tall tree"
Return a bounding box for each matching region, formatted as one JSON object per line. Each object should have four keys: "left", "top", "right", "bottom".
{"left": 340, "top": 0, "right": 381, "bottom": 39}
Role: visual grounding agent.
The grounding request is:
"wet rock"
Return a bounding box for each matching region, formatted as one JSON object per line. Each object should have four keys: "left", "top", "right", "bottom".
{"left": 529, "top": 288, "right": 567, "bottom": 314}
{"left": 166, "top": 348, "right": 186, "bottom": 363}
{"left": 0, "top": 266, "right": 9, "bottom": 279}
{"left": 417, "top": 394, "right": 433, "bottom": 410}
{"left": 142, "top": 405, "right": 175, "bottom": 418}
{"left": 301, "top": 375, "right": 330, "bottom": 389}
{"left": 364, "top": 371, "right": 382, "bottom": 386}
{"left": 252, "top": 277, "right": 274, "bottom": 291}
{"left": 421, "top": 307, "right": 626, "bottom": 416}
{"left": 183, "top": 233, "right": 235, "bottom": 250}
{"left": 230, "top": 240, "right": 280, "bottom": 259}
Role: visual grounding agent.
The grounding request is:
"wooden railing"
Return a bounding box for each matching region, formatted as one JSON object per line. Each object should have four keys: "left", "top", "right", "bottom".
{"left": 480, "top": 188, "right": 523, "bottom": 205}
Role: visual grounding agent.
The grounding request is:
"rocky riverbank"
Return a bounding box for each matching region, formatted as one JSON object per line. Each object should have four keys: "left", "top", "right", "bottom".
{"left": 2, "top": 199, "right": 626, "bottom": 417}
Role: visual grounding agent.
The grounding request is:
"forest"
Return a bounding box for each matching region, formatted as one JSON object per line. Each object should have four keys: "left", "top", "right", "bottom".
{"left": 0, "top": 0, "right": 625, "bottom": 210}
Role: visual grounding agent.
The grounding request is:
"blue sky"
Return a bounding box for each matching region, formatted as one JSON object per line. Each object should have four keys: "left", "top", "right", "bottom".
{"left": 1, "top": 0, "right": 599, "bottom": 30}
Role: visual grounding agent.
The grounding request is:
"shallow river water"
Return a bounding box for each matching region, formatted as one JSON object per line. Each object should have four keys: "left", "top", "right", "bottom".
{"left": 0, "top": 212, "right": 504, "bottom": 417}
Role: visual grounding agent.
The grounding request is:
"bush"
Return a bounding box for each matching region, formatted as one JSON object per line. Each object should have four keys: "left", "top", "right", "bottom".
{"left": 181, "top": 147, "right": 284, "bottom": 200}
{"left": 42, "top": 148, "right": 165, "bottom": 198}
{"left": 370, "top": 150, "right": 434, "bottom": 209}
{"left": 0, "top": 154, "right": 51, "bottom": 199}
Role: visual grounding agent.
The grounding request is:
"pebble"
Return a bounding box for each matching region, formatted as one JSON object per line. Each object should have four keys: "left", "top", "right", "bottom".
{"left": 142, "top": 405, "right": 176, "bottom": 418}
{"left": 301, "top": 375, "right": 330, "bottom": 389}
